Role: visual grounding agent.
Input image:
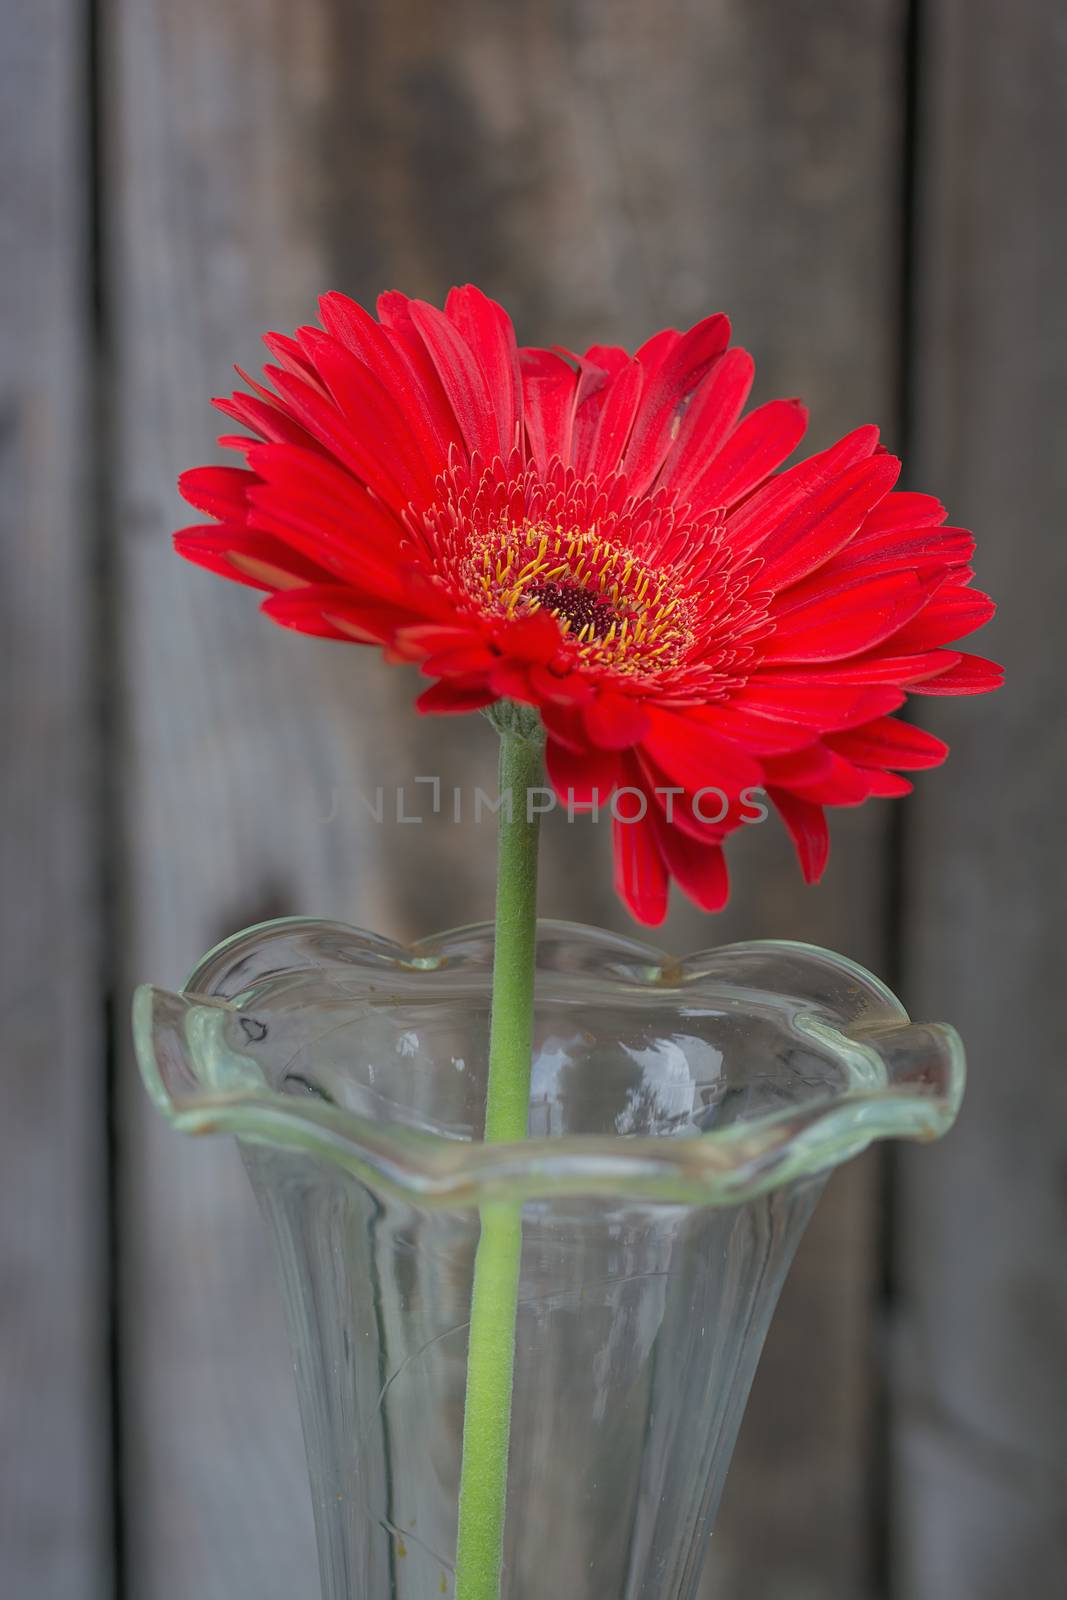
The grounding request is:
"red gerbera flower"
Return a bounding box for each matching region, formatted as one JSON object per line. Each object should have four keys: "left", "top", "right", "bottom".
{"left": 176, "top": 286, "right": 1002, "bottom": 924}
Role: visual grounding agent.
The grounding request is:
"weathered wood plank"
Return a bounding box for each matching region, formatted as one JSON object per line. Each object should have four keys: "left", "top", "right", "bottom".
{"left": 112, "top": 2, "right": 903, "bottom": 1595}
{"left": 109, "top": 4, "right": 374, "bottom": 1595}
{"left": 0, "top": 2, "right": 111, "bottom": 1594}
{"left": 893, "top": 3, "right": 1067, "bottom": 1595}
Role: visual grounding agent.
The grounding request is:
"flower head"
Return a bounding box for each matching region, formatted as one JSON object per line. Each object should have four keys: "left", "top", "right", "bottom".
{"left": 177, "top": 287, "right": 1001, "bottom": 923}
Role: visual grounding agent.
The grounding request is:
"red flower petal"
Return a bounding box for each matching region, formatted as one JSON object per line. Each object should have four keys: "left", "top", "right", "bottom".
{"left": 726, "top": 424, "right": 881, "bottom": 552}
{"left": 545, "top": 739, "right": 621, "bottom": 808}
{"left": 263, "top": 585, "right": 415, "bottom": 644}
{"left": 755, "top": 453, "right": 901, "bottom": 590}
{"left": 581, "top": 343, "right": 632, "bottom": 379}
{"left": 686, "top": 398, "right": 809, "bottom": 514}
{"left": 862, "top": 770, "right": 914, "bottom": 797}
{"left": 179, "top": 465, "right": 257, "bottom": 522}
{"left": 769, "top": 789, "right": 830, "bottom": 883}
{"left": 568, "top": 357, "right": 614, "bottom": 471}
{"left": 393, "top": 622, "right": 480, "bottom": 660}
{"left": 243, "top": 444, "right": 409, "bottom": 596}
{"left": 622, "top": 315, "right": 731, "bottom": 493}
{"left": 488, "top": 663, "right": 536, "bottom": 702}
{"left": 416, "top": 678, "right": 499, "bottom": 714}
{"left": 317, "top": 292, "right": 457, "bottom": 472}
{"left": 583, "top": 689, "right": 651, "bottom": 750}
{"left": 837, "top": 523, "right": 974, "bottom": 575}
{"left": 733, "top": 678, "right": 906, "bottom": 730}
{"left": 634, "top": 327, "right": 681, "bottom": 375}
{"left": 261, "top": 363, "right": 419, "bottom": 512}
{"left": 762, "top": 570, "right": 938, "bottom": 663}
{"left": 908, "top": 652, "right": 1004, "bottom": 695}
{"left": 635, "top": 750, "right": 736, "bottom": 845}
{"left": 527, "top": 664, "right": 596, "bottom": 708}
{"left": 860, "top": 491, "right": 946, "bottom": 535}
{"left": 262, "top": 329, "right": 325, "bottom": 387}
{"left": 497, "top": 609, "right": 563, "bottom": 662}
{"left": 310, "top": 340, "right": 444, "bottom": 505}
{"left": 647, "top": 806, "right": 730, "bottom": 912}
{"left": 213, "top": 389, "right": 319, "bottom": 451}
{"left": 762, "top": 745, "right": 834, "bottom": 787}
{"left": 174, "top": 528, "right": 333, "bottom": 593}
{"left": 642, "top": 706, "right": 764, "bottom": 795}
{"left": 827, "top": 717, "right": 949, "bottom": 771}
{"left": 656, "top": 347, "right": 756, "bottom": 501}
{"left": 446, "top": 286, "right": 523, "bottom": 457}
{"left": 696, "top": 702, "right": 822, "bottom": 754}
{"left": 765, "top": 748, "right": 873, "bottom": 806}
{"left": 520, "top": 349, "right": 579, "bottom": 471}
{"left": 583, "top": 357, "right": 644, "bottom": 479}
{"left": 420, "top": 642, "right": 497, "bottom": 678}
{"left": 538, "top": 702, "right": 587, "bottom": 753}
{"left": 613, "top": 808, "right": 669, "bottom": 925}
{"left": 407, "top": 298, "right": 501, "bottom": 461}
{"left": 882, "top": 585, "right": 996, "bottom": 652}
{"left": 800, "top": 650, "right": 959, "bottom": 686}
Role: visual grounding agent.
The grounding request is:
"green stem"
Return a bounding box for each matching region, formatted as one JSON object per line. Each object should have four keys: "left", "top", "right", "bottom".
{"left": 454, "top": 721, "right": 544, "bottom": 1600}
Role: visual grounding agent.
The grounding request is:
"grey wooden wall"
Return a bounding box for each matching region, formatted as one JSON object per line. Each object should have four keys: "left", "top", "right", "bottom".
{"left": 2, "top": 2, "right": 1063, "bottom": 1597}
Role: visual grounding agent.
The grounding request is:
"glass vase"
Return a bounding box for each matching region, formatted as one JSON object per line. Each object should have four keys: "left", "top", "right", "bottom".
{"left": 133, "top": 918, "right": 963, "bottom": 1600}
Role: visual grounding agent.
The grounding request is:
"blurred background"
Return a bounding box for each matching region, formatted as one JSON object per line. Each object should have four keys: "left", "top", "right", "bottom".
{"left": 2, "top": 1, "right": 1064, "bottom": 1596}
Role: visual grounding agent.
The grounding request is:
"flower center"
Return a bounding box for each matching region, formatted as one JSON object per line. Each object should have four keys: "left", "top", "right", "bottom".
{"left": 419, "top": 457, "right": 770, "bottom": 694}
{"left": 461, "top": 519, "right": 695, "bottom": 673}
{"left": 523, "top": 578, "right": 617, "bottom": 638}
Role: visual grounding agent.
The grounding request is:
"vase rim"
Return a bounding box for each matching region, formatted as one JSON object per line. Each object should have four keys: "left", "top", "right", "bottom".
{"left": 133, "top": 915, "right": 965, "bottom": 1209}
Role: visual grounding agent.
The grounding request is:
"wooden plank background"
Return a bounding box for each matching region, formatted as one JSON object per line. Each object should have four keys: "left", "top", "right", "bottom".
{"left": 1, "top": 1, "right": 1063, "bottom": 1597}
{"left": 0, "top": 1, "right": 111, "bottom": 1595}
{"left": 892, "top": 4, "right": 1067, "bottom": 1598}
